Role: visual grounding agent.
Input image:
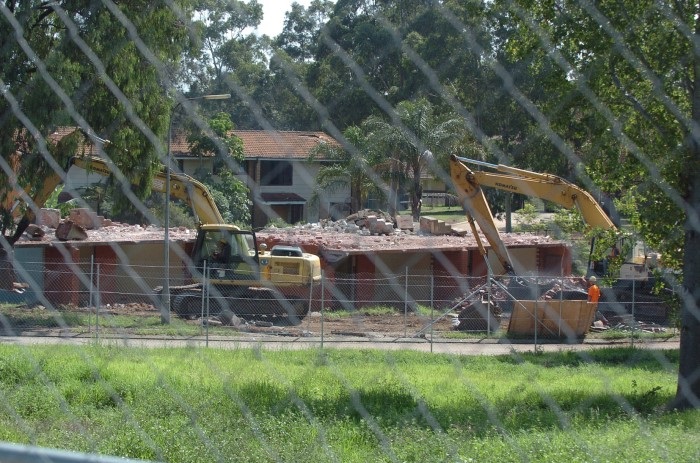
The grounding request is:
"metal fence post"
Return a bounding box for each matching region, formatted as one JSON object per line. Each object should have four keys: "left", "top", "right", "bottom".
{"left": 95, "top": 263, "right": 100, "bottom": 343}
{"left": 631, "top": 279, "right": 636, "bottom": 347}
{"left": 201, "top": 260, "right": 207, "bottom": 339}
{"left": 307, "top": 276, "right": 314, "bottom": 332}
{"left": 404, "top": 267, "right": 408, "bottom": 338}
{"left": 430, "top": 271, "right": 434, "bottom": 353}
{"left": 89, "top": 255, "right": 94, "bottom": 334}
{"left": 534, "top": 298, "right": 538, "bottom": 351}
{"left": 320, "top": 270, "right": 325, "bottom": 349}
{"left": 487, "top": 267, "right": 493, "bottom": 337}
{"left": 205, "top": 265, "right": 210, "bottom": 348}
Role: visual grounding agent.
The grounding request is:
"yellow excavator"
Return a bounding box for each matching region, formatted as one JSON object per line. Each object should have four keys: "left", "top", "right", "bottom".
{"left": 14, "top": 155, "right": 321, "bottom": 323}
{"left": 449, "top": 154, "right": 658, "bottom": 281}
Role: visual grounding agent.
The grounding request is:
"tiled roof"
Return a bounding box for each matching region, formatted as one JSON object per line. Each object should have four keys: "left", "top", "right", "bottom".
{"left": 171, "top": 130, "right": 338, "bottom": 160}
{"left": 46, "top": 128, "right": 101, "bottom": 155}
{"left": 46, "top": 127, "right": 338, "bottom": 160}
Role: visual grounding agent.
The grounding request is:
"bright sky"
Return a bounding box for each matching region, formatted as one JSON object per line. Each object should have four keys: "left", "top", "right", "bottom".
{"left": 254, "top": 0, "right": 313, "bottom": 37}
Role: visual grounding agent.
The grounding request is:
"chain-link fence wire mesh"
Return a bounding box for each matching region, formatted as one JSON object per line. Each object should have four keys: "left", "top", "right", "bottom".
{"left": 0, "top": 1, "right": 695, "bottom": 461}
{"left": 1, "top": 259, "right": 676, "bottom": 339}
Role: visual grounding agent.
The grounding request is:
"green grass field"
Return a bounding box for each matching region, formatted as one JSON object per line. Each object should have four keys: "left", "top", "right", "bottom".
{"left": 0, "top": 345, "right": 698, "bottom": 462}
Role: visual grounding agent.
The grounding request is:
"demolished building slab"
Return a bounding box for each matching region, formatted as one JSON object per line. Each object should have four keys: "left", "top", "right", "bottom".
{"left": 7, "top": 212, "right": 571, "bottom": 308}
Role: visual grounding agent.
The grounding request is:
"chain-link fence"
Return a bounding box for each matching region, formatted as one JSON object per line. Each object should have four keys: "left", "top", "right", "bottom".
{"left": 1, "top": 258, "right": 677, "bottom": 346}
{"left": 1, "top": 0, "right": 698, "bottom": 461}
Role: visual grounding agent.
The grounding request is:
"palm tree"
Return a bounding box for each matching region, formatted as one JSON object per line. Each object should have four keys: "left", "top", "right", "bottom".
{"left": 363, "top": 98, "right": 465, "bottom": 220}
{"left": 309, "top": 125, "right": 383, "bottom": 215}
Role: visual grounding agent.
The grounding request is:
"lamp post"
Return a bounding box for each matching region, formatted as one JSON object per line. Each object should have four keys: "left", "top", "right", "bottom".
{"left": 163, "top": 93, "right": 231, "bottom": 324}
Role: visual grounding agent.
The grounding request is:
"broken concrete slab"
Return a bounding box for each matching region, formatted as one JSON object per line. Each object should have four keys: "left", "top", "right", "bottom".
{"left": 37, "top": 208, "right": 61, "bottom": 228}
{"left": 69, "top": 208, "right": 101, "bottom": 229}
{"left": 25, "top": 224, "right": 46, "bottom": 240}
{"left": 395, "top": 215, "right": 414, "bottom": 231}
{"left": 418, "top": 216, "right": 456, "bottom": 235}
{"left": 55, "top": 220, "right": 88, "bottom": 241}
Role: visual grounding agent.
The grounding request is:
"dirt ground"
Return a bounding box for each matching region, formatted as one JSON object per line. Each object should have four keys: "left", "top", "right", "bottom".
{"left": 39, "top": 301, "right": 468, "bottom": 338}
{"left": 15, "top": 294, "right": 669, "bottom": 340}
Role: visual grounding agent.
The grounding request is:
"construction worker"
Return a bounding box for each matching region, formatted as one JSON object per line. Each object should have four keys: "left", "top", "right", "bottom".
{"left": 587, "top": 276, "right": 600, "bottom": 304}
{"left": 587, "top": 275, "right": 608, "bottom": 326}
{"left": 212, "top": 239, "right": 231, "bottom": 264}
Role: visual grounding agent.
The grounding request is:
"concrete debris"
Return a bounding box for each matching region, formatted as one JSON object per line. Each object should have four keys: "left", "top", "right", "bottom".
{"left": 346, "top": 209, "right": 395, "bottom": 228}
{"left": 395, "top": 215, "right": 414, "bottom": 231}
{"left": 69, "top": 208, "right": 102, "bottom": 229}
{"left": 453, "top": 295, "right": 502, "bottom": 332}
{"left": 16, "top": 207, "right": 561, "bottom": 255}
{"left": 37, "top": 208, "right": 60, "bottom": 228}
{"left": 257, "top": 213, "right": 561, "bottom": 255}
{"left": 25, "top": 224, "right": 46, "bottom": 240}
{"left": 592, "top": 314, "right": 668, "bottom": 333}
{"left": 55, "top": 220, "right": 88, "bottom": 241}
{"left": 217, "top": 309, "right": 242, "bottom": 327}
{"left": 419, "top": 216, "right": 454, "bottom": 235}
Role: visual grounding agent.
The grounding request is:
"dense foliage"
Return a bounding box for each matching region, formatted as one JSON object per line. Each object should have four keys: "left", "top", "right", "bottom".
{"left": 0, "top": 0, "right": 189, "bottom": 241}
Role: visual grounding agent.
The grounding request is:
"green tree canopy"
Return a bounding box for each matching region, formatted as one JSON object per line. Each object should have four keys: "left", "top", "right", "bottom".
{"left": 363, "top": 98, "right": 465, "bottom": 219}
{"left": 0, "top": 1, "right": 190, "bottom": 243}
{"left": 309, "top": 124, "right": 384, "bottom": 214}
{"left": 187, "top": 112, "right": 251, "bottom": 225}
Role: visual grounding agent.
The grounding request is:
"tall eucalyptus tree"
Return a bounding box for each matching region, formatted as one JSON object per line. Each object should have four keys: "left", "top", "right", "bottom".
{"left": 0, "top": 1, "right": 191, "bottom": 243}
{"left": 490, "top": 0, "right": 700, "bottom": 409}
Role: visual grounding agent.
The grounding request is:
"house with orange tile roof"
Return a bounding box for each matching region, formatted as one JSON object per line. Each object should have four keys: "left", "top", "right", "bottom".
{"left": 65, "top": 128, "right": 349, "bottom": 229}
{"left": 172, "top": 130, "right": 348, "bottom": 228}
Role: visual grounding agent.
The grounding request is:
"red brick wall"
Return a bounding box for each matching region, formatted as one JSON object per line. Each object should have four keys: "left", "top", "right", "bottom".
{"left": 45, "top": 245, "right": 80, "bottom": 306}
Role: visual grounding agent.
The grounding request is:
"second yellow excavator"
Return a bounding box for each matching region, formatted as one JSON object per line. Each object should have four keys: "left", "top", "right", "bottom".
{"left": 449, "top": 154, "right": 658, "bottom": 281}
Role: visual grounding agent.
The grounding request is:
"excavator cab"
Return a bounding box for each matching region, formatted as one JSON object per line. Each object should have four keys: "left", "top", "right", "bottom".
{"left": 192, "top": 225, "right": 260, "bottom": 282}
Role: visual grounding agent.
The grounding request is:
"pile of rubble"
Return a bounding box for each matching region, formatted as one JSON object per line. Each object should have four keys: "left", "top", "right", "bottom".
{"left": 266, "top": 208, "right": 475, "bottom": 237}
{"left": 20, "top": 207, "right": 194, "bottom": 244}
{"left": 18, "top": 207, "right": 562, "bottom": 258}
{"left": 589, "top": 314, "right": 668, "bottom": 333}
{"left": 268, "top": 209, "right": 409, "bottom": 237}
{"left": 452, "top": 294, "right": 502, "bottom": 333}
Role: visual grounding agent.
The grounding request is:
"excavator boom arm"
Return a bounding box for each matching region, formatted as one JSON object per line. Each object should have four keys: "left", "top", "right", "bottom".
{"left": 449, "top": 155, "right": 616, "bottom": 276}
{"left": 449, "top": 156, "right": 515, "bottom": 274}
{"left": 70, "top": 157, "right": 224, "bottom": 225}
{"left": 457, "top": 157, "right": 614, "bottom": 230}
{"left": 15, "top": 156, "right": 225, "bottom": 226}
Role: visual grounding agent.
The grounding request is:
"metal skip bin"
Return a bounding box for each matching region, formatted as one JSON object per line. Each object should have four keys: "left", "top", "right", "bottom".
{"left": 507, "top": 300, "right": 597, "bottom": 338}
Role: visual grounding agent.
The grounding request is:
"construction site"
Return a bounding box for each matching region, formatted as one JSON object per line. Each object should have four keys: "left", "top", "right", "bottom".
{"left": 1, "top": 202, "right": 672, "bottom": 342}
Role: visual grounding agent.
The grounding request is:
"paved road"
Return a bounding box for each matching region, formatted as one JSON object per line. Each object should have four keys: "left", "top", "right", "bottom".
{"left": 0, "top": 333, "right": 680, "bottom": 356}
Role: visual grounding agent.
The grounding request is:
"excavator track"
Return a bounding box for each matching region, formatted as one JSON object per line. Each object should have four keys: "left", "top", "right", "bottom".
{"left": 169, "top": 284, "right": 309, "bottom": 325}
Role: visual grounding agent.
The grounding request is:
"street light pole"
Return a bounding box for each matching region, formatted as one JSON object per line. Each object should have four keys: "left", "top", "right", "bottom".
{"left": 162, "top": 93, "right": 231, "bottom": 324}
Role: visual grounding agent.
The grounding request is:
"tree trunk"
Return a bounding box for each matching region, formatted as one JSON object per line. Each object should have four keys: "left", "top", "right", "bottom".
{"left": 411, "top": 165, "right": 422, "bottom": 221}
{"left": 0, "top": 248, "right": 15, "bottom": 291}
{"left": 505, "top": 193, "right": 512, "bottom": 233}
{"left": 387, "top": 160, "right": 400, "bottom": 216}
{"left": 350, "top": 182, "right": 361, "bottom": 213}
{"left": 671, "top": 171, "right": 700, "bottom": 410}
{"left": 670, "top": 127, "right": 700, "bottom": 407}
{"left": 671, "top": 10, "right": 700, "bottom": 409}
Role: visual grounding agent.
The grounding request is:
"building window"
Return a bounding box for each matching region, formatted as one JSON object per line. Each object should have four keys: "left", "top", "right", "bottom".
{"left": 290, "top": 204, "right": 303, "bottom": 224}
{"left": 260, "top": 160, "right": 292, "bottom": 186}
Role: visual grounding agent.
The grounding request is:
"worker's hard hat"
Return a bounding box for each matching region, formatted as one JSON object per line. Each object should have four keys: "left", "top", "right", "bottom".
{"left": 589, "top": 276, "right": 597, "bottom": 283}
